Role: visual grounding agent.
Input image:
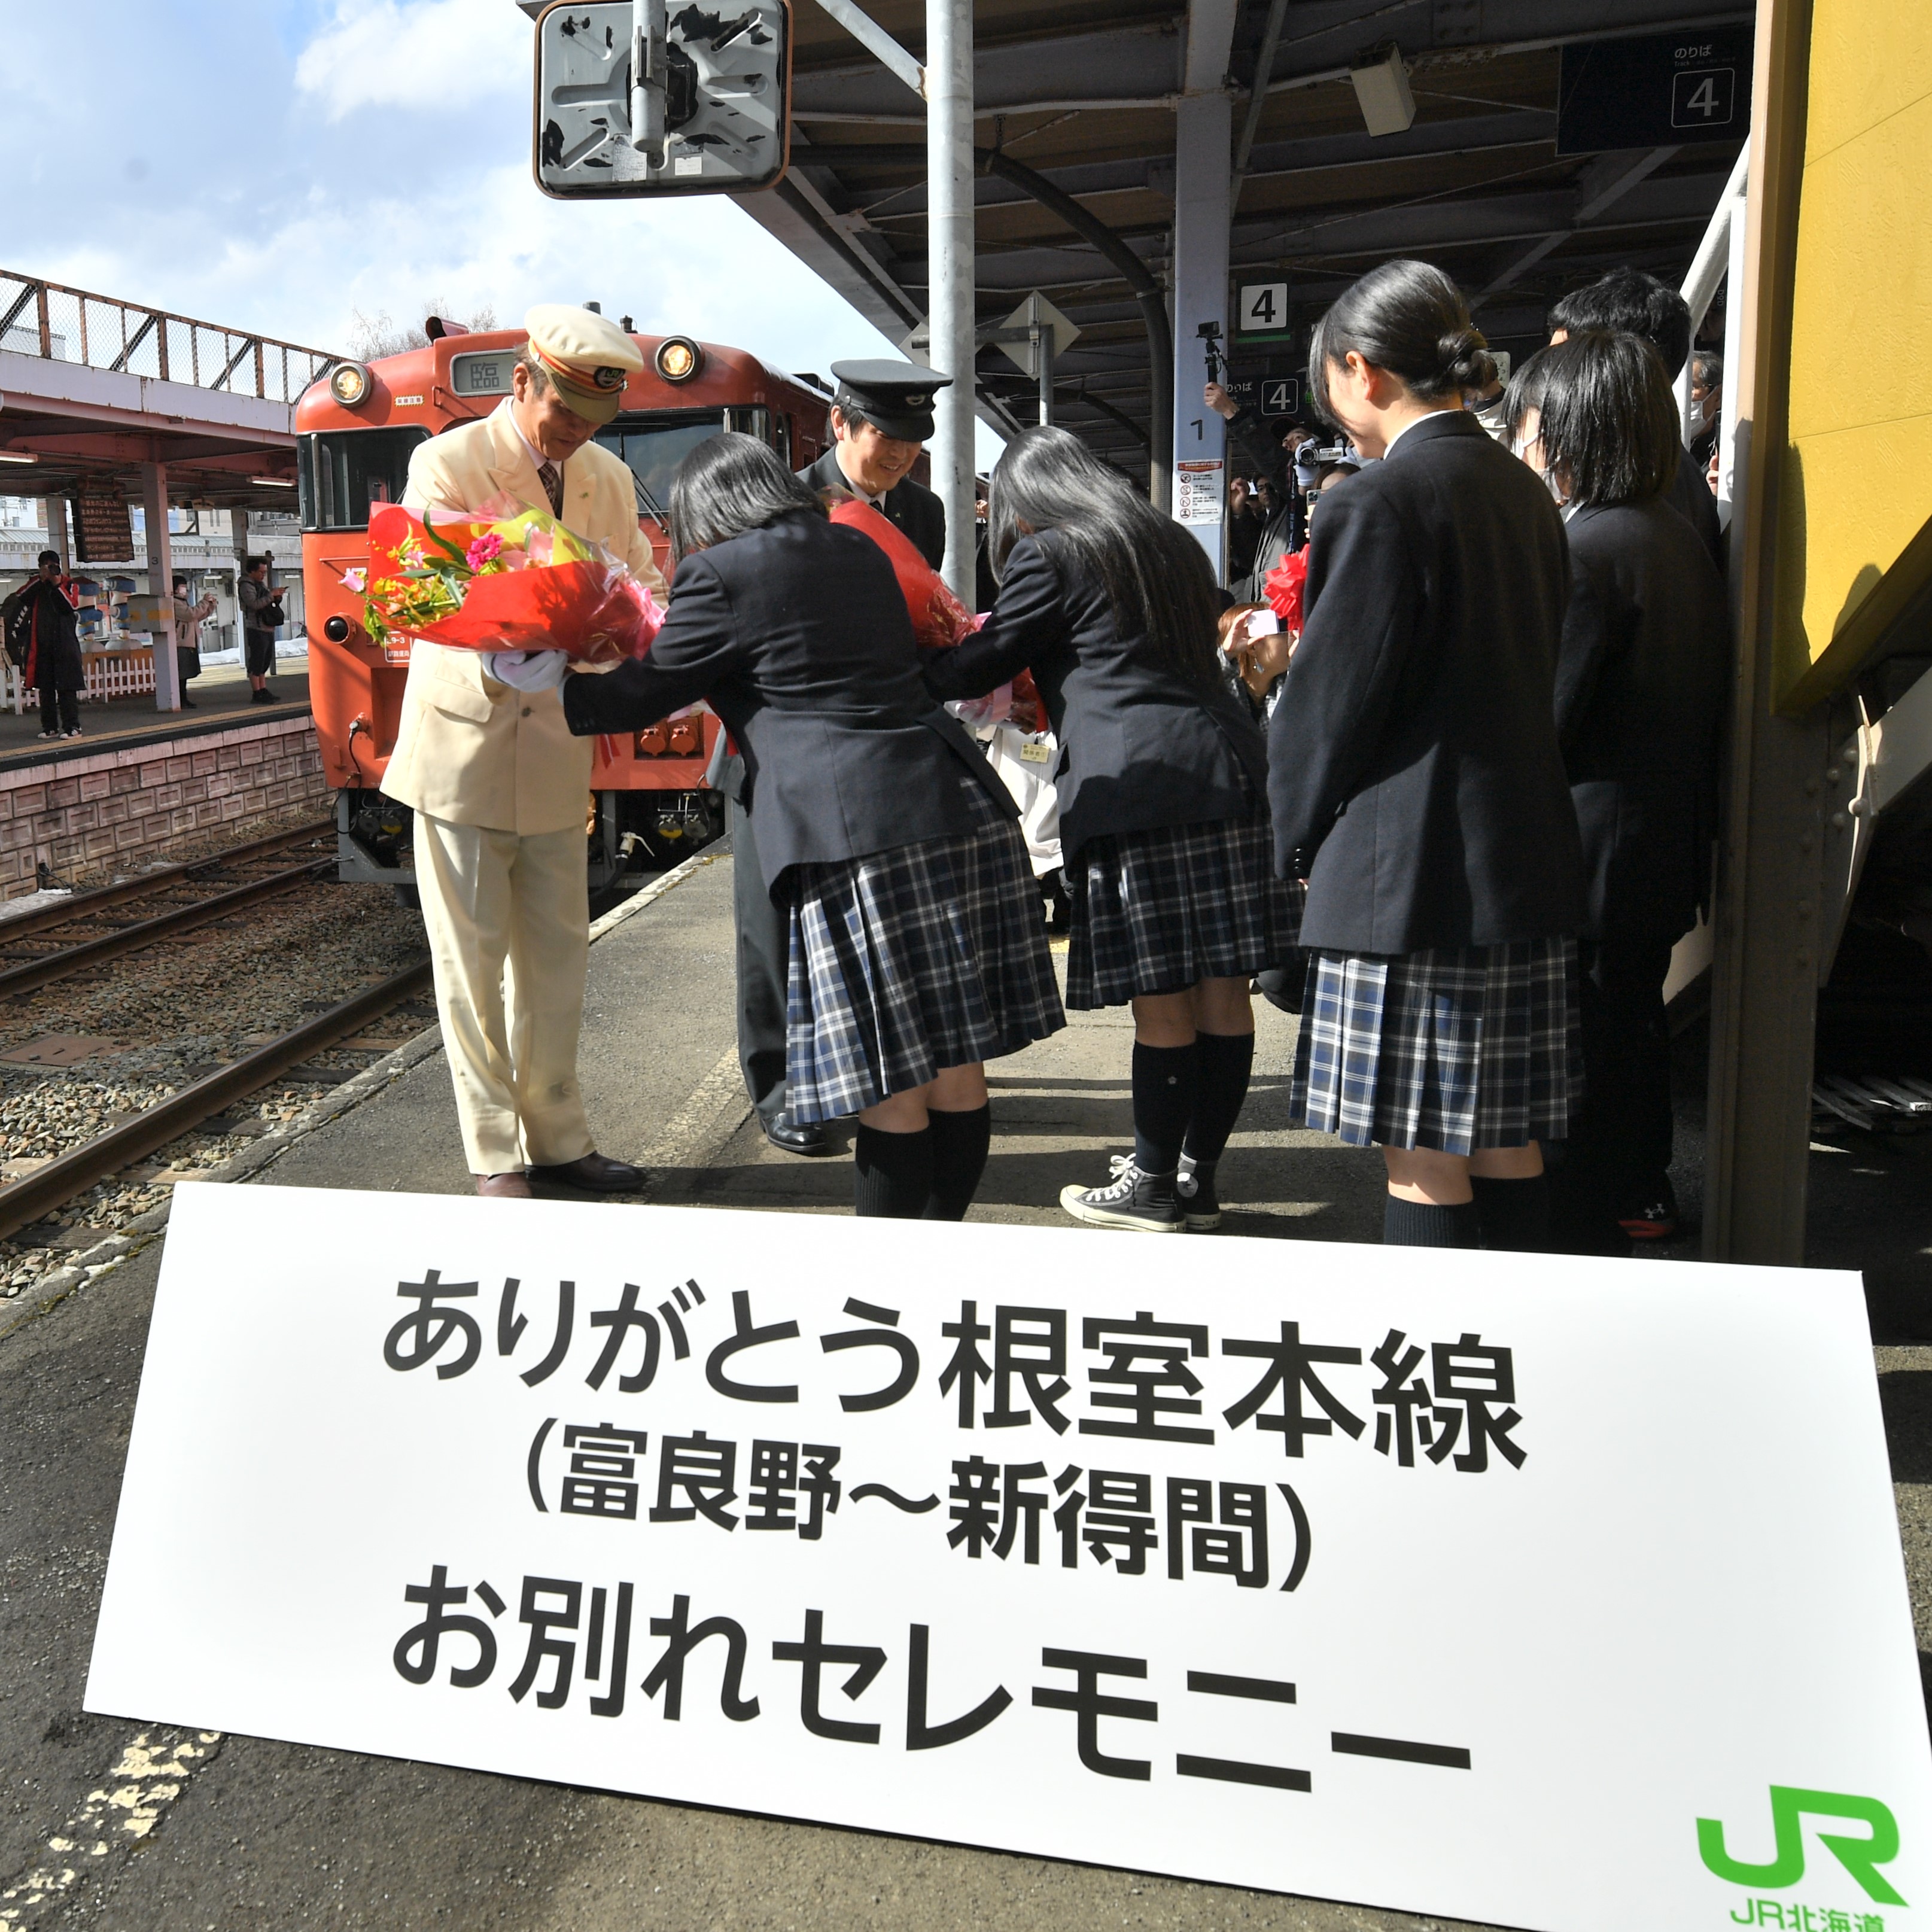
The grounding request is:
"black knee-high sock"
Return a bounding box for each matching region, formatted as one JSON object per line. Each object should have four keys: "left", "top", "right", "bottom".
{"left": 1383, "top": 1194, "right": 1483, "bottom": 1248}
{"left": 853, "top": 1124, "right": 933, "bottom": 1219}
{"left": 1131, "top": 1041, "right": 1198, "bottom": 1175}
{"left": 1470, "top": 1173, "right": 1551, "bottom": 1252}
{"left": 924, "top": 1104, "right": 991, "bottom": 1221}
{"left": 1182, "top": 1030, "right": 1255, "bottom": 1166}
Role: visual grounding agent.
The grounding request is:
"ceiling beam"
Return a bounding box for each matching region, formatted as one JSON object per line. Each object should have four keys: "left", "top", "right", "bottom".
{"left": 1474, "top": 144, "right": 1685, "bottom": 300}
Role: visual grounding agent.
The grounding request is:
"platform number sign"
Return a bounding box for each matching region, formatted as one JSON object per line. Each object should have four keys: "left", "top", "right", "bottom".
{"left": 1671, "top": 63, "right": 1735, "bottom": 130}
{"left": 1260, "top": 378, "right": 1299, "bottom": 416}
{"left": 1237, "top": 283, "right": 1289, "bottom": 337}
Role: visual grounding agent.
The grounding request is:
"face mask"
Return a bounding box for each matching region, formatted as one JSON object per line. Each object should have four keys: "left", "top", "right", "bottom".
{"left": 1685, "top": 395, "right": 1714, "bottom": 437}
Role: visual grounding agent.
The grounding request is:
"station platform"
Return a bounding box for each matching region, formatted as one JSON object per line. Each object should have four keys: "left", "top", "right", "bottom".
{"left": 0, "top": 843, "right": 1924, "bottom": 1932}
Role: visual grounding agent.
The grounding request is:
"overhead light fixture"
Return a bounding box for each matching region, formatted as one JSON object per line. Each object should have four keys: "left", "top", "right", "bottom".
{"left": 1350, "top": 42, "right": 1416, "bottom": 137}
{"left": 250, "top": 476, "right": 296, "bottom": 488}
{"left": 0, "top": 451, "right": 40, "bottom": 464}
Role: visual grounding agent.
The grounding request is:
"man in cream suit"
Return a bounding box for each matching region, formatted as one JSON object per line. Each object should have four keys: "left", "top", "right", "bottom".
{"left": 384, "top": 305, "right": 667, "bottom": 1198}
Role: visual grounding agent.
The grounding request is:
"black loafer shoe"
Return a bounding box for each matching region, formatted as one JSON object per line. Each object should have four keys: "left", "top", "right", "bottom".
{"left": 760, "top": 1112, "right": 831, "bottom": 1156}
{"left": 527, "top": 1151, "right": 646, "bottom": 1192}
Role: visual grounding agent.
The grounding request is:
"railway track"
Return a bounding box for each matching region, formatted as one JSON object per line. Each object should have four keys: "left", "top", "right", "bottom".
{"left": 0, "top": 816, "right": 434, "bottom": 1274}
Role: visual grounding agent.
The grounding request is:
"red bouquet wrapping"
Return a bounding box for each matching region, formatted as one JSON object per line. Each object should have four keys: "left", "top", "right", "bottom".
{"left": 359, "top": 500, "right": 665, "bottom": 663}
{"left": 1262, "top": 548, "right": 1309, "bottom": 632}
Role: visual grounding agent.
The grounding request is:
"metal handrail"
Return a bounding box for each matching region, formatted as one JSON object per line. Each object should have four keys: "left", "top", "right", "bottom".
{"left": 0, "top": 268, "right": 339, "bottom": 405}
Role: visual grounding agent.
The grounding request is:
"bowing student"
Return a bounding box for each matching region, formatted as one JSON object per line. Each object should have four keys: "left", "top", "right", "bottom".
{"left": 920, "top": 425, "right": 1300, "bottom": 1234}
{"left": 1268, "top": 259, "right": 1586, "bottom": 1251}
{"left": 561, "top": 433, "right": 1063, "bottom": 1221}
{"left": 1505, "top": 331, "right": 1729, "bottom": 1251}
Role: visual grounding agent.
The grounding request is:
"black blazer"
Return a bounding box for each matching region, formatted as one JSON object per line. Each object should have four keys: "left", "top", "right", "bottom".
{"left": 798, "top": 448, "right": 946, "bottom": 573}
{"left": 1666, "top": 448, "right": 1725, "bottom": 575}
{"left": 1268, "top": 409, "right": 1584, "bottom": 955}
{"left": 1557, "top": 498, "right": 1730, "bottom": 942}
{"left": 562, "top": 514, "right": 1014, "bottom": 889}
{"left": 918, "top": 530, "right": 1270, "bottom": 860}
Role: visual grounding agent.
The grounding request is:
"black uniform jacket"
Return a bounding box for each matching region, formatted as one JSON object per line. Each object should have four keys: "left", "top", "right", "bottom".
{"left": 798, "top": 448, "right": 946, "bottom": 573}
{"left": 917, "top": 529, "right": 1270, "bottom": 861}
{"left": 1268, "top": 408, "right": 1584, "bottom": 956}
{"left": 562, "top": 514, "right": 1014, "bottom": 891}
{"left": 1666, "top": 448, "right": 1725, "bottom": 574}
{"left": 1556, "top": 498, "right": 1730, "bottom": 943}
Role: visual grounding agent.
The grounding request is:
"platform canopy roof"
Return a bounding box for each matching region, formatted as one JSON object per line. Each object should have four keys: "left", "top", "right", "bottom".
{"left": 716, "top": 0, "right": 1750, "bottom": 466}
{"left": 0, "top": 271, "right": 338, "bottom": 513}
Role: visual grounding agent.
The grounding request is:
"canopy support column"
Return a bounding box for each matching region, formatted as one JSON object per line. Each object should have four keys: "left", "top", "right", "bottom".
{"left": 139, "top": 462, "right": 181, "bottom": 713}
{"left": 926, "top": 0, "right": 976, "bottom": 607}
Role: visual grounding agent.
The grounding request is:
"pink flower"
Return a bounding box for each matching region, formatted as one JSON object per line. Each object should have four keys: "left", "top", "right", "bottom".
{"left": 465, "top": 532, "right": 504, "bottom": 570}
{"left": 341, "top": 567, "right": 367, "bottom": 594}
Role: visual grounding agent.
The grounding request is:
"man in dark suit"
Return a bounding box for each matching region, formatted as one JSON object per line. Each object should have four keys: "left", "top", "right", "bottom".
{"left": 797, "top": 361, "right": 948, "bottom": 570}
{"left": 710, "top": 362, "right": 955, "bottom": 1156}
{"left": 1548, "top": 270, "right": 1724, "bottom": 573}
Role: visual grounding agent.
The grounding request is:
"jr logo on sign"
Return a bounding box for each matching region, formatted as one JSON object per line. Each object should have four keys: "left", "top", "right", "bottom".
{"left": 1697, "top": 1788, "right": 1907, "bottom": 1905}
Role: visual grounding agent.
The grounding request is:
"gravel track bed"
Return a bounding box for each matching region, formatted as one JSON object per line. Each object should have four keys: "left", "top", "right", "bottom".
{"left": 0, "top": 814, "right": 427, "bottom": 1297}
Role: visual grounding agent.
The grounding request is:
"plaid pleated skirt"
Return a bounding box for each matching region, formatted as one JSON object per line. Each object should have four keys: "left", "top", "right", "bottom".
{"left": 784, "top": 774, "right": 1066, "bottom": 1123}
{"left": 1289, "top": 938, "right": 1583, "bottom": 1154}
{"left": 1065, "top": 811, "right": 1304, "bottom": 1011}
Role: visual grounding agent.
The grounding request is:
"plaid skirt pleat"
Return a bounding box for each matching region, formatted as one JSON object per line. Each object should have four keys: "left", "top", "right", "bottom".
{"left": 784, "top": 775, "right": 1065, "bottom": 1123}
{"left": 1289, "top": 938, "right": 1582, "bottom": 1154}
{"left": 1065, "top": 812, "right": 1304, "bottom": 1011}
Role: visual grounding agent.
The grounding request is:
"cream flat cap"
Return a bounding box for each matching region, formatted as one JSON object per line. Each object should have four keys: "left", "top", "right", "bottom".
{"left": 524, "top": 304, "right": 645, "bottom": 423}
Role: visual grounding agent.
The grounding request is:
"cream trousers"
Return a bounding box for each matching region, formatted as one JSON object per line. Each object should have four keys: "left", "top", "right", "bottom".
{"left": 413, "top": 813, "right": 595, "bottom": 1175}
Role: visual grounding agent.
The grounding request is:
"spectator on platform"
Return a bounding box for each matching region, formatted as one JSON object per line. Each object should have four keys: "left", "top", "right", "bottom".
{"left": 1548, "top": 269, "right": 1723, "bottom": 572}
{"left": 171, "top": 574, "right": 216, "bottom": 709}
{"left": 1505, "top": 331, "right": 1729, "bottom": 1253}
{"left": 563, "top": 432, "right": 1063, "bottom": 1222}
{"left": 1204, "top": 384, "right": 1316, "bottom": 592}
{"left": 2, "top": 551, "right": 84, "bottom": 740}
{"left": 237, "top": 556, "right": 280, "bottom": 705}
{"left": 1269, "top": 259, "right": 1584, "bottom": 1252}
{"left": 1687, "top": 348, "right": 1722, "bottom": 478}
{"left": 1225, "top": 474, "right": 1264, "bottom": 584}
{"left": 922, "top": 424, "right": 1301, "bottom": 1235}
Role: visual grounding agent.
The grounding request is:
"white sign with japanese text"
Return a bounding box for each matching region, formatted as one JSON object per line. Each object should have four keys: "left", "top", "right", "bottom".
{"left": 1174, "top": 460, "right": 1224, "bottom": 526}
{"left": 89, "top": 1186, "right": 1931, "bottom": 1932}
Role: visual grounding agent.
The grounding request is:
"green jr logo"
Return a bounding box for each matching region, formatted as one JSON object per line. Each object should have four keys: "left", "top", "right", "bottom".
{"left": 1699, "top": 1788, "right": 1907, "bottom": 1906}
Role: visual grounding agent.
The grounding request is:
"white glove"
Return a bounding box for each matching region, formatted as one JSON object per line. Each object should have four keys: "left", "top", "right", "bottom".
{"left": 483, "top": 649, "right": 570, "bottom": 691}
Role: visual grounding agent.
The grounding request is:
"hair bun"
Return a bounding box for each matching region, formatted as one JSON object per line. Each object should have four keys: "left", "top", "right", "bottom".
{"left": 1441, "top": 325, "right": 1496, "bottom": 392}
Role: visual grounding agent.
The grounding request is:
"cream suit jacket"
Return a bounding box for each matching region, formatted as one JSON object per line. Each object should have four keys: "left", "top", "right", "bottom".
{"left": 382, "top": 403, "right": 667, "bottom": 835}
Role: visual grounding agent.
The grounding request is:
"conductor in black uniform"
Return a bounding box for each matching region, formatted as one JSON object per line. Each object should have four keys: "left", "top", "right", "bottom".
{"left": 720, "top": 363, "right": 954, "bottom": 1155}
{"left": 797, "top": 361, "right": 950, "bottom": 569}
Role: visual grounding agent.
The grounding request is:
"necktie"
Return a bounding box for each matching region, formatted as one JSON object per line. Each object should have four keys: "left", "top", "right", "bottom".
{"left": 537, "top": 460, "right": 563, "bottom": 517}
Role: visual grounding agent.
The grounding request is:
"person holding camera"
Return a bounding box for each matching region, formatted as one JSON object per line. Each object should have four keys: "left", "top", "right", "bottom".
{"left": 237, "top": 556, "right": 281, "bottom": 705}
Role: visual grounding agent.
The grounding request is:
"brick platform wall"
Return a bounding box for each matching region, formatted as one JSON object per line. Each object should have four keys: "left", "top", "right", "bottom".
{"left": 0, "top": 715, "right": 329, "bottom": 895}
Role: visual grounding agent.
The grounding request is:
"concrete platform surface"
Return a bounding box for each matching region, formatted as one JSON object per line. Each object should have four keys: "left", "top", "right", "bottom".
{"left": 0, "top": 841, "right": 1925, "bottom": 1932}
{"left": 0, "top": 658, "right": 310, "bottom": 768}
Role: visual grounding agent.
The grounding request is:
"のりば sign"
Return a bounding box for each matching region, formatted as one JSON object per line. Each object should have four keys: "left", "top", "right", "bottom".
{"left": 89, "top": 1186, "right": 1930, "bottom": 1932}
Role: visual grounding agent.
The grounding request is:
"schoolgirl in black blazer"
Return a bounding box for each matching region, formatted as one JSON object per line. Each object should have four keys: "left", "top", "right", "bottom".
{"left": 923, "top": 425, "right": 1300, "bottom": 1234}
{"left": 1505, "top": 331, "right": 1729, "bottom": 1252}
{"left": 564, "top": 433, "right": 1063, "bottom": 1221}
{"left": 1267, "top": 260, "right": 1586, "bottom": 1251}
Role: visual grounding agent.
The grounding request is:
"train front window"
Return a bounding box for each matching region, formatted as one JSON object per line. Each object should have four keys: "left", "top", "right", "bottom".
{"left": 595, "top": 412, "right": 729, "bottom": 522}
{"left": 300, "top": 428, "right": 429, "bottom": 533}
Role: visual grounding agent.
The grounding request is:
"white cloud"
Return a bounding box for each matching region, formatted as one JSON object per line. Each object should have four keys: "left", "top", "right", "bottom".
{"left": 294, "top": 0, "right": 527, "bottom": 120}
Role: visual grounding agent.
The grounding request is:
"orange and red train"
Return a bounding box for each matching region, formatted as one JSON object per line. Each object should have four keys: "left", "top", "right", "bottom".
{"left": 296, "top": 318, "right": 833, "bottom": 891}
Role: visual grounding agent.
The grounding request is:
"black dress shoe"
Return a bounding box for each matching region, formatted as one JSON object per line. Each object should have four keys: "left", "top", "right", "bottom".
{"left": 760, "top": 1112, "right": 830, "bottom": 1156}
{"left": 527, "top": 1151, "right": 646, "bottom": 1192}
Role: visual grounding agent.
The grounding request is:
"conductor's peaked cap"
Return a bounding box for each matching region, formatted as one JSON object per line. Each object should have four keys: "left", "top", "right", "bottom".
{"left": 524, "top": 305, "right": 646, "bottom": 424}
{"left": 830, "top": 360, "right": 953, "bottom": 441}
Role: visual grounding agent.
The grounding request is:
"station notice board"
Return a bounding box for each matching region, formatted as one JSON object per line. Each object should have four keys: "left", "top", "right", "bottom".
{"left": 71, "top": 482, "right": 133, "bottom": 565}
{"left": 89, "top": 1186, "right": 1931, "bottom": 1932}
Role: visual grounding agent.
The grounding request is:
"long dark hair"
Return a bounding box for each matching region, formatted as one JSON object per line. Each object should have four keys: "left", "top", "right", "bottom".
{"left": 1504, "top": 331, "right": 1679, "bottom": 507}
{"left": 1307, "top": 259, "right": 1495, "bottom": 423}
{"left": 669, "top": 431, "right": 824, "bottom": 562}
{"left": 988, "top": 425, "right": 1221, "bottom": 686}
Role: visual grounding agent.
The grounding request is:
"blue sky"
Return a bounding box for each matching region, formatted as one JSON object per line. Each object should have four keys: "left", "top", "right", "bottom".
{"left": 6, "top": 0, "right": 906, "bottom": 387}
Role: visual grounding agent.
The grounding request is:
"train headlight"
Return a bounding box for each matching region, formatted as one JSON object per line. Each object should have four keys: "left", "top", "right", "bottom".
{"left": 655, "top": 337, "right": 704, "bottom": 384}
{"left": 329, "top": 361, "right": 373, "bottom": 407}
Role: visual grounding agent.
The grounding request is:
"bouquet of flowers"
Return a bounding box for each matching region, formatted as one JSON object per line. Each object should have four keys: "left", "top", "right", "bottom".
{"left": 1261, "top": 547, "right": 1309, "bottom": 633}
{"left": 354, "top": 497, "right": 664, "bottom": 662}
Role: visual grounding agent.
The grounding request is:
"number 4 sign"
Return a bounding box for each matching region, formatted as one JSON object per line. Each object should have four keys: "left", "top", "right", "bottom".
{"left": 1237, "top": 284, "right": 1289, "bottom": 336}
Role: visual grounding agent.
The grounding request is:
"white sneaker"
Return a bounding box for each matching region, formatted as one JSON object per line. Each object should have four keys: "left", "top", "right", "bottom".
{"left": 1059, "top": 1157, "right": 1183, "bottom": 1232}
